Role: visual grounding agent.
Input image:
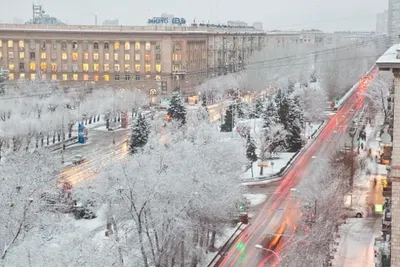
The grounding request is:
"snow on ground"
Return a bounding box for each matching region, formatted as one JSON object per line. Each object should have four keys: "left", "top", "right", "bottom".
{"left": 244, "top": 193, "right": 267, "bottom": 206}
{"left": 243, "top": 152, "right": 296, "bottom": 179}
{"left": 92, "top": 125, "right": 130, "bottom": 132}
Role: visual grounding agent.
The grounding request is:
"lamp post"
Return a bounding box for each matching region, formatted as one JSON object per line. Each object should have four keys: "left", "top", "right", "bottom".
{"left": 254, "top": 244, "right": 281, "bottom": 266}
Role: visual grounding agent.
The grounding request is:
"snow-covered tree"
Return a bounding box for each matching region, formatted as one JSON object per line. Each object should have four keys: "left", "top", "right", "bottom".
{"left": 167, "top": 92, "right": 186, "bottom": 125}
{"left": 286, "top": 95, "right": 303, "bottom": 152}
{"left": 220, "top": 104, "right": 235, "bottom": 132}
{"left": 130, "top": 113, "right": 150, "bottom": 154}
{"left": 262, "top": 101, "right": 280, "bottom": 130}
{"left": 294, "top": 82, "right": 327, "bottom": 122}
{"left": 246, "top": 133, "right": 258, "bottom": 177}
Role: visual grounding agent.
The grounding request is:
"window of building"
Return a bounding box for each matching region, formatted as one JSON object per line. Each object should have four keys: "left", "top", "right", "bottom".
{"left": 105, "top": 53, "right": 110, "bottom": 60}
{"left": 155, "top": 75, "right": 161, "bottom": 81}
{"left": 156, "top": 43, "right": 161, "bottom": 52}
{"left": 83, "top": 74, "right": 89, "bottom": 81}
{"left": 94, "top": 63, "right": 99, "bottom": 72}
{"left": 40, "top": 41, "right": 46, "bottom": 50}
{"left": 72, "top": 41, "right": 78, "bottom": 50}
{"left": 19, "top": 52, "right": 24, "bottom": 59}
{"left": 72, "top": 74, "right": 78, "bottom": 81}
{"left": 102, "top": 63, "right": 109, "bottom": 72}
{"left": 173, "top": 64, "right": 181, "bottom": 71}
{"left": 30, "top": 52, "right": 35, "bottom": 60}
{"left": 8, "top": 73, "right": 14, "bottom": 80}
{"left": 61, "top": 52, "right": 67, "bottom": 60}
{"left": 8, "top": 40, "right": 13, "bottom": 48}
{"left": 41, "top": 74, "right": 46, "bottom": 80}
{"left": 104, "top": 42, "right": 109, "bottom": 50}
{"left": 114, "top": 53, "right": 119, "bottom": 61}
{"left": 125, "top": 74, "right": 130, "bottom": 80}
{"left": 145, "top": 64, "right": 151, "bottom": 72}
{"left": 72, "top": 52, "right": 78, "bottom": 61}
{"left": 30, "top": 62, "right": 36, "bottom": 71}
{"left": 114, "top": 74, "right": 120, "bottom": 81}
{"left": 62, "top": 74, "right": 68, "bottom": 81}
{"left": 156, "top": 64, "right": 161, "bottom": 73}
{"left": 94, "top": 42, "right": 99, "bottom": 50}
{"left": 0, "top": 51, "right": 2, "bottom": 59}
{"left": 135, "top": 74, "right": 140, "bottom": 80}
{"left": 156, "top": 54, "right": 161, "bottom": 61}
{"left": 104, "top": 74, "right": 110, "bottom": 81}
{"left": 114, "top": 64, "right": 120, "bottom": 72}
{"left": 145, "top": 54, "right": 151, "bottom": 61}
{"left": 83, "top": 53, "right": 89, "bottom": 60}
{"left": 145, "top": 74, "right": 151, "bottom": 80}
{"left": 30, "top": 73, "right": 36, "bottom": 80}
{"left": 72, "top": 64, "right": 78, "bottom": 72}
{"left": 18, "top": 40, "right": 24, "bottom": 48}
{"left": 51, "top": 63, "right": 57, "bottom": 71}
{"left": 83, "top": 63, "right": 89, "bottom": 72}
{"left": 125, "top": 42, "right": 130, "bottom": 50}
{"left": 19, "top": 63, "right": 24, "bottom": 71}
{"left": 94, "top": 75, "right": 99, "bottom": 81}
{"left": 135, "top": 42, "right": 140, "bottom": 51}
{"left": 172, "top": 53, "right": 181, "bottom": 61}
{"left": 62, "top": 64, "right": 68, "bottom": 71}
{"left": 8, "top": 64, "right": 14, "bottom": 71}
{"left": 0, "top": 40, "right": 2, "bottom": 47}
{"left": 51, "top": 51, "right": 56, "bottom": 60}
{"left": 124, "top": 64, "right": 130, "bottom": 72}
{"left": 20, "top": 73, "right": 25, "bottom": 79}
{"left": 52, "top": 41, "right": 57, "bottom": 50}
{"left": 124, "top": 54, "right": 130, "bottom": 61}
{"left": 9, "top": 52, "right": 14, "bottom": 59}
{"left": 135, "top": 64, "right": 140, "bottom": 72}
{"left": 61, "top": 41, "right": 67, "bottom": 50}
{"left": 135, "top": 54, "right": 140, "bottom": 61}
{"left": 40, "top": 62, "right": 47, "bottom": 71}
{"left": 41, "top": 52, "right": 46, "bottom": 60}
{"left": 93, "top": 53, "right": 99, "bottom": 61}
{"left": 30, "top": 40, "right": 35, "bottom": 50}
{"left": 145, "top": 42, "right": 151, "bottom": 51}
{"left": 83, "top": 42, "right": 88, "bottom": 51}
{"left": 52, "top": 74, "right": 57, "bottom": 80}
{"left": 173, "top": 43, "right": 181, "bottom": 51}
{"left": 114, "top": 41, "right": 120, "bottom": 50}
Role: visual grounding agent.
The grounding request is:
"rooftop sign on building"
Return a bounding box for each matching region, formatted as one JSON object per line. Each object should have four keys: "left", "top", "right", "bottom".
{"left": 147, "top": 17, "right": 186, "bottom": 25}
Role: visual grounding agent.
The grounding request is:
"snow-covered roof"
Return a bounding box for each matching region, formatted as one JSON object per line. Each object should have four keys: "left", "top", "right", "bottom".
{"left": 376, "top": 44, "right": 400, "bottom": 70}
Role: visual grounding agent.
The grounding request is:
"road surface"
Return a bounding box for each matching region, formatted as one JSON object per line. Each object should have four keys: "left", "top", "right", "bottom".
{"left": 215, "top": 70, "right": 377, "bottom": 267}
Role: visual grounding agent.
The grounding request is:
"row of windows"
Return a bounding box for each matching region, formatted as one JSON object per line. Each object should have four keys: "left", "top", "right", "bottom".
{"left": 0, "top": 40, "right": 164, "bottom": 52}
{"left": 8, "top": 73, "right": 162, "bottom": 82}
{"left": 7, "top": 62, "right": 162, "bottom": 73}
{"left": 1, "top": 51, "right": 161, "bottom": 62}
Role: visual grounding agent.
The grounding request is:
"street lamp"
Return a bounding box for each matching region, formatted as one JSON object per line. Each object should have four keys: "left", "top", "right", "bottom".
{"left": 254, "top": 244, "right": 281, "bottom": 266}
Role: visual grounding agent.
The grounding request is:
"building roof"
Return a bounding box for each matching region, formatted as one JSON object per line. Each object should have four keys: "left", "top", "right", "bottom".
{"left": 376, "top": 44, "right": 400, "bottom": 70}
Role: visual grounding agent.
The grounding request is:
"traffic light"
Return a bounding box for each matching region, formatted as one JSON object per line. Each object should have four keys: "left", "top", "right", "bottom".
{"left": 237, "top": 242, "right": 245, "bottom": 250}
{"left": 239, "top": 204, "right": 245, "bottom": 212}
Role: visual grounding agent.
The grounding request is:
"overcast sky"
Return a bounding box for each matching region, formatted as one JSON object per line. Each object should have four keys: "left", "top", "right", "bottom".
{"left": 0, "top": 0, "right": 387, "bottom": 32}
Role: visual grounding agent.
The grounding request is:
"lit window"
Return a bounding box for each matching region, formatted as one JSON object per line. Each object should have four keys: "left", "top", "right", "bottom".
{"left": 104, "top": 42, "right": 109, "bottom": 50}
{"left": 0, "top": 51, "right": 2, "bottom": 59}
{"left": 0, "top": 40, "right": 2, "bottom": 47}
{"left": 30, "top": 73, "right": 36, "bottom": 80}
{"left": 8, "top": 73, "right": 14, "bottom": 80}
{"left": 18, "top": 40, "right": 24, "bottom": 48}
{"left": 135, "top": 42, "right": 140, "bottom": 50}
{"left": 125, "top": 54, "right": 130, "bottom": 61}
{"left": 30, "top": 62, "right": 36, "bottom": 71}
{"left": 114, "top": 41, "right": 120, "bottom": 50}
{"left": 41, "top": 52, "right": 46, "bottom": 60}
{"left": 8, "top": 40, "right": 13, "bottom": 48}
{"left": 41, "top": 74, "right": 46, "bottom": 80}
{"left": 104, "top": 64, "right": 109, "bottom": 72}
{"left": 156, "top": 64, "right": 161, "bottom": 73}
{"left": 114, "top": 53, "right": 119, "bottom": 61}
{"left": 124, "top": 64, "right": 130, "bottom": 72}
{"left": 19, "top": 73, "right": 25, "bottom": 79}
{"left": 145, "top": 42, "right": 151, "bottom": 51}
{"left": 51, "top": 74, "right": 57, "bottom": 80}
{"left": 145, "top": 64, "right": 151, "bottom": 72}
{"left": 155, "top": 75, "right": 161, "bottom": 81}
{"left": 72, "top": 41, "right": 78, "bottom": 50}
{"left": 124, "top": 42, "right": 130, "bottom": 50}
{"left": 104, "top": 74, "right": 110, "bottom": 81}
{"left": 8, "top": 64, "right": 14, "bottom": 71}
{"left": 62, "top": 74, "right": 68, "bottom": 81}
{"left": 94, "top": 75, "right": 99, "bottom": 81}
{"left": 83, "top": 74, "right": 89, "bottom": 81}
{"left": 72, "top": 52, "right": 78, "bottom": 61}
{"left": 135, "top": 54, "right": 140, "bottom": 61}
{"left": 94, "top": 42, "right": 99, "bottom": 50}
{"left": 135, "top": 64, "right": 140, "bottom": 72}
{"left": 145, "top": 54, "right": 151, "bottom": 61}
{"left": 19, "top": 52, "right": 24, "bottom": 59}
{"left": 40, "top": 62, "right": 47, "bottom": 71}
{"left": 93, "top": 53, "right": 99, "bottom": 61}
{"left": 8, "top": 52, "right": 14, "bottom": 59}
{"left": 83, "top": 63, "right": 89, "bottom": 72}
{"left": 83, "top": 53, "right": 89, "bottom": 60}
{"left": 62, "top": 53, "right": 67, "bottom": 60}
{"left": 94, "top": 63, "right": 99, "bottom": 72}
{"left": 51, "top": 63, "right": 57, "bottom": 71}
{"left": 105, "top": 53, "right": 110, "bottom": 60}
{"left": 73, "top": 74, "right": 78, "bottom": 81}
{"left": 173, "top": 53, "right": 181, "bottom": 61}
{"left": 114, "top": 64, "right": 120, "bottom": 72}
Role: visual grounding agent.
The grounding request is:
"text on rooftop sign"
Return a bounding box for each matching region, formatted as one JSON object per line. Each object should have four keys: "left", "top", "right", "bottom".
{"left": 147, "top": 17, "right": 186, "bottom": 25}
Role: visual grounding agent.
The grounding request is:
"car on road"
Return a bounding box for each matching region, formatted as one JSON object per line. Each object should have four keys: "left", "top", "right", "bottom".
{"left": 343, "top": 207, "right": 364, "bottom": 218}
{"left": 72, "top": 155, "right": 84, "bottom": 165}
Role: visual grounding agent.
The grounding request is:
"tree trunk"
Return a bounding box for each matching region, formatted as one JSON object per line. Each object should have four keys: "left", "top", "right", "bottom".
{"left": 259, "top": 166, "right": 264, "bottom": 176}
{"left": 209, "top": 228, "right": 217, "bottom": 250}
{"left": 180, "top": 236, "right": 185, "bottom": 267}
{"left": 190, "top": 229, "right": 199, "bottom": 267}
{"left": 111, "top": 216, "right": 124, "bottom": 266}
{"left": 138, "top": 225, "right": 150, "bottom": 267}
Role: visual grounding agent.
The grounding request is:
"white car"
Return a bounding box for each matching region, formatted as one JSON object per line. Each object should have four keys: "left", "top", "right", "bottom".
{"left": 344, "top": 207, "right": 364, "bottom": 218}
{"left": 72, "top": 155, "right": 84, "bottom": 165}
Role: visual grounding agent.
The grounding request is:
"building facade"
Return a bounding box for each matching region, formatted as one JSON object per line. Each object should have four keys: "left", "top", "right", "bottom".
{"left": 0, "top": 23, "right": 265, "bottom": 98}
{"left": 388, "top": 0, "right": 400, "bottom": 44}
{"left": 376, "top": 10, "right": 389, "bottom": 35}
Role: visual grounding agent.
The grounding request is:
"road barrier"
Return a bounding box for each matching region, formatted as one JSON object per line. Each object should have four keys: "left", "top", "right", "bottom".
{"left": 49, "top": 136, "right": 78, "bottom": 151}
